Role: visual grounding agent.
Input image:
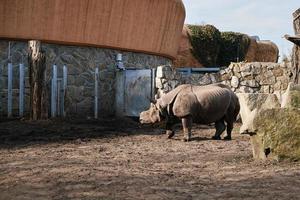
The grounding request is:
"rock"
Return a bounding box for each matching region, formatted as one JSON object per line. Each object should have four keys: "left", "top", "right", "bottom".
{"left": 199, "top": 73, "right": 212, "bottom": 85}
{"left": 272, "top": 67, "right": 284, "bottom": 76}
{"left": 240, "top": 80, "right": 259, "bottom": 88}
{"left": 281, "top": 82, "right": 300, "bottom": 109}
{"left": 155, "top": 77, "right": 163, "bottom": 89}
{"left": 251, "top": 108, "right": 300, "bottom": 161}
{"left": 156, "top": 65, "right": 172, "bottom": 78}
{"left": 238, "top": 86, "right": 255, "bottom": 93}
{"left": 260, "top": 85, "right": 270, "bottom": 93}
{"left": 240, "top": 63, "right": 252, "bottom": 72}
{"left": 231, "top": 76, "right": 239, "bottom": 88}
{"left": 237, "top": 93, "right": 281, "bottom": 134}
{"left": 221, "top": 73, "right": 231, "bottom": 81}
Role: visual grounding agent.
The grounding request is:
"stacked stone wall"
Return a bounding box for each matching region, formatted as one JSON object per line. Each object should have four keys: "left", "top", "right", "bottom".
{"left": 155, "top": 62, "right": 292, "bottom": 98}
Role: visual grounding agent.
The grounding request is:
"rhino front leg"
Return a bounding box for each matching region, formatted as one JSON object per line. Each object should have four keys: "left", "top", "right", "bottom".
{"left": 212, "top": 120, "right": 226, "bottom": 140}
{"left": 182, "top": 116, "right": 192, "bottom": 142}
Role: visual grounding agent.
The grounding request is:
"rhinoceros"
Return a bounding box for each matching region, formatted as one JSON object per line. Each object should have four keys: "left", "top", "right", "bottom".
{"left": 139, "top": 83, "right": 240, "bottom": 141}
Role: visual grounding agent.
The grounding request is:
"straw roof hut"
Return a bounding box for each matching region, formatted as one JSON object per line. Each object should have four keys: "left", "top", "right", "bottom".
{"left": 245, "top": 39, "right": 279, "bottom": 62}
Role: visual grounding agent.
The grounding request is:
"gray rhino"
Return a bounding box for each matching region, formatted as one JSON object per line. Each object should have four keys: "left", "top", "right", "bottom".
{"left": 139, "top": 84, "right": 240, "bottom": 141}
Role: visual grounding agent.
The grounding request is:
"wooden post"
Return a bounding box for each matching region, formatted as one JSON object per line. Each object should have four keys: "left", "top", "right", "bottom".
{"left": 292, "top": 8, "right": 300, "bottom": 84}
{"left": 28, "top": 40, "right": 48, "bottom": 120}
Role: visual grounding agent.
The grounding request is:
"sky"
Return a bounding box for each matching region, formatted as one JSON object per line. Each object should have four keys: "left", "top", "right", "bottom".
{"left": 182, "top": 0, "right": 299, "bottom": 60}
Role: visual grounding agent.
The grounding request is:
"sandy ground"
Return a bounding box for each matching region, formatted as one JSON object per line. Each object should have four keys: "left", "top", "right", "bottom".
{"left": 0, "top": 118, "right": 299, "bottom": 200}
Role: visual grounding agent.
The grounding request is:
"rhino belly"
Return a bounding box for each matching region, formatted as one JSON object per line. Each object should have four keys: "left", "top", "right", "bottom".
{"left": 172, "top": 87, "right": 231, "bottom": 124}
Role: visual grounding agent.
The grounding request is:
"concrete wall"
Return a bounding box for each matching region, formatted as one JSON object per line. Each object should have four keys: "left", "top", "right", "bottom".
{"left": 0, "top": 40, "right": 171, "bottom": 117}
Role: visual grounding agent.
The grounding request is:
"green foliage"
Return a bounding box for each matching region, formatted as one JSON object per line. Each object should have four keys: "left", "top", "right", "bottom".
{"left": 187, "top": 24, "right": 221, "bottom": 67}
{"left": 253, "top": 108, "right": 300, "bottom": 161}
{"left": 187, "top": 25, "right": 251, "bottom": 67}
{"left": 218, "top": 32, "right": 251, "bottom": 67}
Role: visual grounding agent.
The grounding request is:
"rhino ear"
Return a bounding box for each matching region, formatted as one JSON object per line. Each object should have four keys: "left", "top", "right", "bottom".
{"left": 147, "top": 96, "right": 157, "bottom": 104}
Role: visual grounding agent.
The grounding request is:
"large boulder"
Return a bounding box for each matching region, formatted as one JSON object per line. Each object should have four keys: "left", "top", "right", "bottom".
{"left": 281, "top": 82, "right": 300, "bottom": 108}
{"left": 238, "top": 85, "right": 300, "bottom": 161}
{"left": 237, "top": 93, "right": 280, "bottom": 134}
{"left": 251, "top": 108, "right": 300, "bottom": 161}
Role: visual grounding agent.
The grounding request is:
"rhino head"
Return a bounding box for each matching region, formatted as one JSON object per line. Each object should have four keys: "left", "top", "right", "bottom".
{"left": 139, "top": 103, "right": 162, "bottom": 124}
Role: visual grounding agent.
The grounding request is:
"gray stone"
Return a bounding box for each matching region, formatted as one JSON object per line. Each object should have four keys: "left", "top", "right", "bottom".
{"left": 238, "top": 86, "right": 255, "bottom": 93}
{"left": 240, "top": 63, "right": 252, "bottom": 72}
{"left": 240, "top": 80, "right": 259, "bottom": 88}
{"left": 241, "top": 71, "right": 252, "bottom": 77}
{"left": 230, "top": 76, "right": 239, "bottom": 88}
{"left": 237, "top": 93, "right": 280, "bottom": 135}
{"left": 155, "top": 77, "right": 163, "bottom": 89}
{"left": 260, "top": 85, "right": 270, "bottom": 93}
{"left": 199, "top": 73, "right": 212, "bottom": 85}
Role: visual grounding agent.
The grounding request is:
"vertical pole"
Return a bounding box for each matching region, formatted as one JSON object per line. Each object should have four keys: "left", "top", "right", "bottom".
{"left": 62, "top": 65, "right": 67, "bottom": 117}
{"left": 94, "top": 67, "right": 99, "bottom": 119}
{"left": 7, "top": 63, "right": 13, "bottom": 118}
{"left": 19, "top": 63, "right": 24, "bottom": 117}
{"left": 57, "top": 80, "right": 61, "bottom": 116}
{"left": 51, "top": 65, "right": 57, "bottom": 117}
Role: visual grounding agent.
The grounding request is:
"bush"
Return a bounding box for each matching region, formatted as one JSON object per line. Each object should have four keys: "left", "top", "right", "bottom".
{"left": 187, "top": 25, "right": 251, "bottom": 67}
{"left": 218, "top": 32, "right": 251, "bottom": 67}
{"left": 187, "top": 24, "right": 221, "bottom": 67}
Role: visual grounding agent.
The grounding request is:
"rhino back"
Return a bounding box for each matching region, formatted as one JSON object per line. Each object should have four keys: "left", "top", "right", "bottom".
{"left": 158, "top": 84, "right": 192, "bottom": 108}
{"left": 173, "top": 85, "right": 232, "bottom": 123}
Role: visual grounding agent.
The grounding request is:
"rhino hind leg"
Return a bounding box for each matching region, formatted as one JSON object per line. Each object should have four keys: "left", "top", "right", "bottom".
{"left": 212, "top": 120, "right": 226, "bottom": 140}
{"left": 224, "top": 121, "right": 233, "bottom": 140}
{"left": 181, "top": 116, "right": 192, "bottom": 142}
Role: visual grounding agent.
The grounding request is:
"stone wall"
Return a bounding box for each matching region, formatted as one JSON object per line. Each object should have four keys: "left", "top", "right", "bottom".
{"left": 155, "top": 62, "right": 292, "bottom": 98}
{"left": 0, "top": 40, "right": 171, "bottom": 117}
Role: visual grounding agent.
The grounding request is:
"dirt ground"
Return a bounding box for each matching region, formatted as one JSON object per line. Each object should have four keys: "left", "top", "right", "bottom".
{"left": 0, "top": 118, "right": 299, "bottom": 200}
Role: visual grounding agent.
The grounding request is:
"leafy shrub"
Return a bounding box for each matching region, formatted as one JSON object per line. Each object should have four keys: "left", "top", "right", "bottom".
{"left": 187, "top": 25, "right": 251, "bottom": 67}
{"left": 187, "top": 24, "right": 221, "bottom": 67}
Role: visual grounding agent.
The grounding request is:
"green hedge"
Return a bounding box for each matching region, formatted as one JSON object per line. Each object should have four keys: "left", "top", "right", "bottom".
{"left": 218, "top": 32, "right": 251, "bottom": 66}
{"left": 187, "top": 25, "right": 251, "bottom": 67}
{"left": 187, "top": 24, "right": 221, "bottom": 67}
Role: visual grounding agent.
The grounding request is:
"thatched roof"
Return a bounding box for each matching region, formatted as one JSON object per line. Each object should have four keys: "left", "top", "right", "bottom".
{"left": 284, "top": 34, "right": 300, "bottom": 46}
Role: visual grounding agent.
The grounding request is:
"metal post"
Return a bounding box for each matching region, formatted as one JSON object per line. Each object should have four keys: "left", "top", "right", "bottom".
{"left": 51, "top": 65, "right": 57, "bottom": 117}
{"left": 94, "top": 67, "right": 99, "bottom": 119}
{"left": 62, "top": 65, "right": 67, "bottom": 117}
{"left": 7, "top": 63, "right": 13, "bottom": 118}
{"left": 57, "top": 79, "right": 61, "bottom": 116}
{"left": 19, "top": 63, "right": 24, "bottom": 117}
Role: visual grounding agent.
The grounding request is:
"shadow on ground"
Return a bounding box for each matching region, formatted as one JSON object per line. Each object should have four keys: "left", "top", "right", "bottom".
{"left": 0, "top": 117, "right": 164, "bottom": 149}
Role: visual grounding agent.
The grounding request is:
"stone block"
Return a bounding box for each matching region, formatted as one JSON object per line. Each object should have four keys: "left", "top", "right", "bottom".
{"left": 237, "top": 93, "right": 280, "bottom": 135}
{"left": 156, "top": 65, "right": 172, "bottom": 78}
{"left": 251, "top": 108, "right": 300, "bottom": 161}
{"left": 155, "top": 77, "right": 163, "bottom": 89}
{"left": 240, "top": 63, "right": 252, "bottom": 72}
{"left": 281, "top": 83, "right": 300, "bottom": 109}
{"left": 260, "top": 85, "right": 270, "bottom": 93}
{"left": 199, "top": 73, "right": 212, "bottom": 85}
{"left": 272, "top": 67, "right": 284, "bottom": 77}
{"left": 240, "top": 80, "right": 259, "bottom": 88}
{"left": 231, "top": 76, "right": 239, "bottom": 88}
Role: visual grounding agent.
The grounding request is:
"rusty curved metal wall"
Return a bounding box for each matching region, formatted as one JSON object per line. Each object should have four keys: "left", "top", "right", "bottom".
{"left": 0, "top": 0, "right": 185, "bottom": 59}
